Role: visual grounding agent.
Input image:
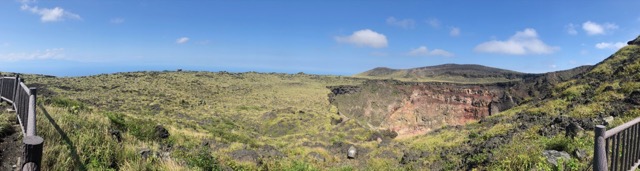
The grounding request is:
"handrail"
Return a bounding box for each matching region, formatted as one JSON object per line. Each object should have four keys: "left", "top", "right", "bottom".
{"left": 594, "top": 117, "right": 640, "bottom": 171}
{"left": 0, "top": 75, "right": 43, "bottom": 171}
{"left": 605, "top": 117, "right": 640, "bottom": 138}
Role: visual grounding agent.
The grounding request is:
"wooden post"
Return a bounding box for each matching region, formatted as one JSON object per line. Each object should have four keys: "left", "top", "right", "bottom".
{"left": 23, "top": 136, "right": 43, "bottom": 171}
{"left": 594, "top": 125, "right": 608, "bottom": 171}
{"left": 26, "top": 88, "right": 36, "bottom": 136}
{"left": 13, "top": 75, "right": 19, "bottom": 103}
{"left": 0, "top": 77, "right": 4, "bottom": 103}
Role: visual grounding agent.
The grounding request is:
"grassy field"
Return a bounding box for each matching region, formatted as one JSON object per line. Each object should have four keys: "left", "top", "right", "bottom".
{"left": 15, "top": 71, "right": 411, "bottom": 170}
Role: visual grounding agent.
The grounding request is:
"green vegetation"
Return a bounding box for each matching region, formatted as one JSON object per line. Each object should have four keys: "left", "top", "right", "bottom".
{"left": 25, "top": 71, "right": 409, "bottom": 170}
{"left": 0, "top": 106, "right": 15, "bottom": 137}
{"left": 4, "top": 38, "right": 639, "bottom": 170}
{"left": 354, "top": 64, "right": 528, "bottom": 84}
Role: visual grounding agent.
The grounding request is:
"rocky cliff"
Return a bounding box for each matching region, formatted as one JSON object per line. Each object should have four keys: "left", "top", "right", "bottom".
{"left": 330, "top": 65, "right": 591, "bottom": 138}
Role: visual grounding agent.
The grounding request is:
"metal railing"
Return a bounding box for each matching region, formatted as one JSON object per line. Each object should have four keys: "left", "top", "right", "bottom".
{"left": 0, "top": 75, "right": 43, "bottom": 171}
{"left": 594, "top": 117, "right": 640, "bottom": 171}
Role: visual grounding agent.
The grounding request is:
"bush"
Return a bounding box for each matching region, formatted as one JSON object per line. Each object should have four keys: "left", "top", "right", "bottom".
{"left": 545, "top": 136, "right": 572, "bottom": 152}
{"left": 104, "top": 112, "right": 160, "bottom": 141}
{"left": 105, "top": 112, "right": 126, "bottom": 130}
{"left": 186, "top": 147, "right": 219, "bottom": 171}
{"left": 50, "top": 97, "right": 86, "bottom": 114}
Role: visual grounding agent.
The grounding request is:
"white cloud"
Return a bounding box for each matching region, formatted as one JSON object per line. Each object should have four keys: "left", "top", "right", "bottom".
{"left": 566, "top": 23, "right": 578, "bottom": 35}
{"left": 386, "top": 17, "right": 415, "bottom": 29}
{"left": 582, "top": 21, "right": 618, "bottom": 35}
{"left": 0, "top": 48, "right": 65, "bottom": 61}
{"left": 474, "top": 28, "right": 559, "bottom": 55}
{"left": 110, "top": 18, "right": 125, "bottom": 24}
{"left": 408, "top": 46, "right": 454, "bottom": 57}
{"left": 20, "top": 4, "right": 81, "bottom": 22}
{"left": 595, "top": 42, "right": 626, "bottom": 50}
{"left": 335, "top": 29, "right": 388, "bottom": 48}
{"left": 426, "top": 18, "right": 440, "bottom": 28}
{"left": 450, "top": 27, "right": 460, "bottom": 37}
{"left": 549, "top": 64, "right": 557, "bottom": 68}
{"left": 176, "top": 37, "right": 190, "bottom": 44}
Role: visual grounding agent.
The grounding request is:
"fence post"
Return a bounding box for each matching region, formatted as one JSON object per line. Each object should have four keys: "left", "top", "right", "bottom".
{"left": 595, "top": 125, "right": 608, "bottom": 171}
{"left": 0, "top": 77, "right": 3, "bottom": 102}
{"left": 22, "top": 136, "right": 43, "bottom": 171}
{"left": 13, "top": 75, "right": 19, "bottom": 101}
{"left": 26, "top": 88, "right": 36, "bottom": 136}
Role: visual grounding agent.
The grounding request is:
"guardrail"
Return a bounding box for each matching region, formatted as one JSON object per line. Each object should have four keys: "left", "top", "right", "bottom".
{"left": 0, "top": 75, "right": 43, "bottom": 171}
{"left": 593, "top": 118, "right": 640, "bottom": 171}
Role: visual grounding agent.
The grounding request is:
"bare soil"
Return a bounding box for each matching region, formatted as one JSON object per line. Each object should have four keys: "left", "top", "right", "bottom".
{"left": 0, "top": 124, "right": 23, "bottom": 171}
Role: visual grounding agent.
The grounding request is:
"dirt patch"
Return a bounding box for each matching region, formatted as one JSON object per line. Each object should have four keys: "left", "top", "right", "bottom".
{"left": 0, "top": 125, "right": 23, "bottom": 171}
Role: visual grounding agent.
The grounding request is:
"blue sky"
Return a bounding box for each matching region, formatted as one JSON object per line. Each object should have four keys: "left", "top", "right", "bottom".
{"left": 1, "top": 0, "right": 639, "bottom": 76}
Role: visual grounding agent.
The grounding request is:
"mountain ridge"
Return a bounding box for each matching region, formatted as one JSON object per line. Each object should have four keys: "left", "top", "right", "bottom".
{"left": 354, "top": 63, "right": 590, "bottom": 83}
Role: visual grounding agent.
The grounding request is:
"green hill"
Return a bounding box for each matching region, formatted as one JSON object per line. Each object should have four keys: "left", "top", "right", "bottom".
{"left": 355, "top": 64, "right": 531, "bottom": 83}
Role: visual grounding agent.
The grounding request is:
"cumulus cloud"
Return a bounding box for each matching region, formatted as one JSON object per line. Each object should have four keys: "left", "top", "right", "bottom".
{"left": 0, "top": 48, "right": 65, "bottom": 61}
{"left": 595, "top": 42, "right": 626, "bottom": 50}
{"left": 386, "top": 17, "right": 415, "bottom": 29}
{"left": 408, "top": 46, "right": 454, "bottom": 57}
{"left": 176, "top": 37, "right": 190, "bottom": 44}
{"left": 335, "top": 29, "right": 388, "bottom": 48}
{"left": 566, "top": 23, "right": 578, "bottom": 35}
{"left": 474, "top": 28, "right": 559, "bottom": 55}
{"left": 110, "top": 18, "right": 125, "bottom": 24}
{"left": 426, "top": 18, "right": 440, "bottom": 28}
{"left": 582, "top": 21, "right": 618, "bottom": 35}
{"left": 450, "top": 27, "right": 460, "bottom": 37}
{"left": 20, "top": 4, "right": 81, "bottom": 22}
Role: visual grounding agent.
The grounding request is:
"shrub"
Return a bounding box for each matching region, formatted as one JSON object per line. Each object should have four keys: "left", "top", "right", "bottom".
{"left": 50, "top": 97, "right": 86, "bottom": 114}
{"left": 186, "top": 147, "right": 219, "bottom": 171}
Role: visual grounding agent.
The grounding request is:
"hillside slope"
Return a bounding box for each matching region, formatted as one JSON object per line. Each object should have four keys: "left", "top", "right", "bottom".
{"left": 326, "top": 35, "right": 640, "bottom": 170}
{"left": 355, "top": 64, "right": 531, "bottom": 83}
{"left": 387, "top": 35, "right": 640, "bottom": 170}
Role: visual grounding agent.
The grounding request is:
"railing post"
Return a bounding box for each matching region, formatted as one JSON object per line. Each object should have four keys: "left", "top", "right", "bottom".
{"left": 22, "top": 136, "right": 43, "bottom": 171}
{"left": 13, "top": 75, "right": 20, "bottom": 103}
{"left": 595, "top": 125, "right": 608, "bottom": 171}
{"left": 0, "top": 76, "right": 3, "bottom": 102}
{"left": 26, "top": 88, "right": 36, "bottom": 136}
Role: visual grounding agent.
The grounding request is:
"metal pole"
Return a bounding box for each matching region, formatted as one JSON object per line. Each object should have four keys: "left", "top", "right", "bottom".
{"left": 595, "top": 125, "right": 608, "bottom": 171}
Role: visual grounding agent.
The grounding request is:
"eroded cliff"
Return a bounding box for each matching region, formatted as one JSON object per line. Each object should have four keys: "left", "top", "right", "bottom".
{"left": 329, "top": 65, "right": 591, "bottom": 138}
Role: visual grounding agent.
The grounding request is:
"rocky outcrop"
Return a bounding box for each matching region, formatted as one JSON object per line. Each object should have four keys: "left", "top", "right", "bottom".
{"left": 154, "top": 125, "right": 170, "bottom": 139}
{"left": 628, "top": 35, "right": 640, "bottom": 45}
{"left": 543, "top": 150, "right": 571, "bottom": 167}
{"left": 329, "top": 64, "right": 590, "bottom": 138}
{"left": 329, "top": 80, "right": 521, "bottom": 138}
{"left": 327, "top": 85, "right": 360, "bottom": 103}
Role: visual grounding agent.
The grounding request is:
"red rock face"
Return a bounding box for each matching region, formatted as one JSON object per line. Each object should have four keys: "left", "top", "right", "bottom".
{"left": 384, "top": 85, "right": 499, "bottom": 138}
{"left": 330, "top": 81, "right": 517, "bottom": 138}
